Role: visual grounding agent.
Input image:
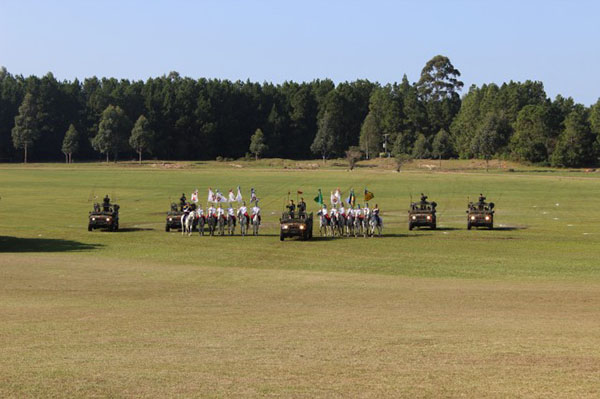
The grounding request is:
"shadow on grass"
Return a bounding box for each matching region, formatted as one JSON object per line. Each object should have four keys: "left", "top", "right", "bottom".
{"left": 0, "top": 236, "right": 103, "bottom": 253}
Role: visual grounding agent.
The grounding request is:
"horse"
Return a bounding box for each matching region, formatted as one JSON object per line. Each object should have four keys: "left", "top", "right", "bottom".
{"left": 207, "top": 215, "right": 217, "bottom": 236}
{"left": 368, "top": 214, "right": 383, "bottom": 237}
{"left": 227, "top": 213, "right": 236, "bottom": 236}
{"left": 251, "top": 213, "right": 260, "bottom": 236}
{"left": 181, "top": 210, "right": 196, "bottom": 236}
{"left": 217, "top": 214, "right": 226, "bottom": 236}
{"left": 197, "top": 214, "right": 205, "bottom": 236}
{"left": 354, "top": 214, "right": 365, "bottom": 237}
{"left": 333, "top": 213, "right": 344, "bottom": 237}
{"left": 346, "top": 213, "right": 355, "bottom": 237}
{"left": 318, "top": 210, "right": 331, "bottom": 236}
{"left": 238, "top": 212, "right": 249, "bottom": 236}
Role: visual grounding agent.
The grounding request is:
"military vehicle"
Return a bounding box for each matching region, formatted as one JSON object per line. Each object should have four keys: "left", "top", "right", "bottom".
{"left": 467, "top": 194, "right": 494, "bottom": 230}
{"left": 165, "top": 203, "right": 184, "bottom": 232}
{"left": 88, "top": 202, "right": 119, "bottom": 231}
{"left": 279, "top": 211, "right": 313, "bottom": 241}
{"left": 408, "top": 194, "right": 437, "bottom": 230}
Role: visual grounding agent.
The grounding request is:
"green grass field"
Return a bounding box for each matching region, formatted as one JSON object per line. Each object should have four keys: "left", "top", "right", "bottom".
{"left": 1, "top": 160, "right": 599, "bottom": 397}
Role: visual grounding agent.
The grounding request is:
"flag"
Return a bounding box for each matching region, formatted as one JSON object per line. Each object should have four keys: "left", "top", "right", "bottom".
{"left": 236, "top": 186, "right": 243, "bottom": 203}
{"left": 228, "top": 189, "right": 235, "bottom": 203}
{"left": 250, "top": 188, "right": 257, "bottom": 203}
{"left": 216, "top": 190, "right": 228, "bottom": 203}
{"left": 191, "top": 189, "right": 198, "bottom": 203}
{"left": 346, "top": 189, "right": 355, "bottom": 206}
{"left": 364, "top": 188, "right": 374, "bottom": 202}
{"left": 314, "top": 189, "right": 323, "bottom": 205}
{"left": 207, "top": 188, "right": 216, "bottom": 203}
{"left": 330, "top": 190, "right": 341, "bottom": 206}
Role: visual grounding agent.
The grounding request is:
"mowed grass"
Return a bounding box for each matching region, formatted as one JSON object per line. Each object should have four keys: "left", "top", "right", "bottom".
{"left": 1, "top": 162, "right": 600, "bottom": 397}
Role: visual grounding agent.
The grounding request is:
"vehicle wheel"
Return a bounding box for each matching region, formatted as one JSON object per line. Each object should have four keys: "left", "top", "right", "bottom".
{"left": 409, "top": 223, "right": 414, "bottom": 231}
{"left": 489, "top": 224, "right": 494, "bottom": 230}
{"left": 88, "top": 224, "right": 92, "bottom": 232}
{"left": 113, "top": 223, "right": 119, "bottom": 232}
{"left": 280, "top": 232, "right": 284, "bottom": 241}
{"left": 165, "top": 224, "right": 170, "bottom": 232}
{"left": 467, "top": 222, "right": 472, "bottom": 230}
{"left": 431, "top": 224, "right": 436, "bottom": 230}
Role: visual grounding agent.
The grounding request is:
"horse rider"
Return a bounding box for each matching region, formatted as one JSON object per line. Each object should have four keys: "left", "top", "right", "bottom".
{"left": 330, "top": 205, "right": 338, "bottom": 220}
{"left": 373, "top": 203, "right": 382, "bottom": 226}
{"left": 286, "top": 200, "right": 296, "bottom": 218}
{"left": 339, "top": 203, "right": 346, "bottom": 219}
{"left": 207, "top": 203, "right": 217, "bottom": 219}
{"left": 197, "top": 204, "right": 205, "bottom": 222}
{"left": 216, "top": 204, "right": 225, "bottom": 221}
{"left": 364, "top": 202, "right": 371, "bottom": 219}
{"left": 238, "top": 201, "right": 250, "bottom": 221}
{"left": 251, "top": 202, "right": 261, "bottom": 224}
{"left": 355, "top": 204, "right": 363, "bottom": 221}
{"left": 227, "top": 204, "right": 236, "bottom": 222}
{"left": 320, "top": 204, "right": 330, "bottom": 221}
{"left": 298, "top": 197, "right": 307, "bottom": 218}
{"left": 179, "top": 193, "right": 187, "bottom": 211}
{"left": 102, "top": 195, "right": 111, "bottom": 212}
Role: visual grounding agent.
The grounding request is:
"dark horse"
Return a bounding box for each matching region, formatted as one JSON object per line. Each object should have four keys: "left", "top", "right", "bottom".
{"left": 207, "top": 215, "right": 217, "bottom": 236}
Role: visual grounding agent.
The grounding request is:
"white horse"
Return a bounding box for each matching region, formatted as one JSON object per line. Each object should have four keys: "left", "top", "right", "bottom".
{"left": 181, "top": 210, "right": 196, "bottom": 236}
{"left": 369, "top": 214, "right": 383, "bottom": 237}
{"left": 251, "top": 213, "right": 260, "bottom": 236}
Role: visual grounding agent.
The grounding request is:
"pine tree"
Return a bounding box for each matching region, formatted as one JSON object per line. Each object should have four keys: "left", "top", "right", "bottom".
{"left": 92, "top": 105, "right": 130, "bottom": 162}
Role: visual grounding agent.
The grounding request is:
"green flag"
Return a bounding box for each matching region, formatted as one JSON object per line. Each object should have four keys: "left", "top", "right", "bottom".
{"left": 314, "top": 189, "right": 323, "bottom": 205}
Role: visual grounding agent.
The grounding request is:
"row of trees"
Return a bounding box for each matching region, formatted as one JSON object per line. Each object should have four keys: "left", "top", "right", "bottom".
{"left": 2, "top": 56, "right": 599, "bottom": 167}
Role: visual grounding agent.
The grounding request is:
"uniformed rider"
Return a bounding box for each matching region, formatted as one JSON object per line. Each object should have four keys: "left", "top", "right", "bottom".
{"left": 207, "top": 204, "right": 217, "bottom": 218}
{"left": 373, "top": 203, "right": 381, "bottom": 225}
{"left": 339, "top": 204, "right": 346, "bottom": 218}
{"left": 364, "top": 202, "right": 371, "bottom": 219}
{"left": 251, "top": 202, "right": 261, "bottom": 224}
{"left": 227, "top": 205, "right": 236, "bottom": 221}
{"left": 197, "top": 204, "right": 205, "bottom": 221}
{"left": 216, "top": 204, "right": 225, "bottom": 220}
{"left": 238, "top": 201, "right": 249, "bottom": 221}
{"left": 355, "top": 204, "right": 363, "bottom": 220}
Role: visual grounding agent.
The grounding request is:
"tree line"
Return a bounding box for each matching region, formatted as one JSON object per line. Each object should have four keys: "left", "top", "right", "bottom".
{"left": 1, "top": 55, "right": 599, "bottom": 167}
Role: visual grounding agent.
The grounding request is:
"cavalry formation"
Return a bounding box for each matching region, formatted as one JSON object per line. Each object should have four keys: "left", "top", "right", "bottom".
{"left": 171, "top": 193, "right": 262, "bottom": 237}
{"left": 88, "top": 189, "right": 498, "bottom": 238}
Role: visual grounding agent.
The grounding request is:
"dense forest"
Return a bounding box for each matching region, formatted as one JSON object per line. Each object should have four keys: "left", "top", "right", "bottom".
{"left": 2, "top": 55, "right": 599, "bottom": 166}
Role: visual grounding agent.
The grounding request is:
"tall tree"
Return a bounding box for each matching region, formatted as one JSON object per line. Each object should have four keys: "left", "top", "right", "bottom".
{"left": 431, "top": 129, "right": 452, "bottom": 166}
{"left": 249, "top": 128, "right": 268, "bottom": 160}
{"left": 11, "top": 93, "right": 41, "bottom": 163}
{"left": 311, "top": 110, "right": 336, "bottom": 162}
{"left": 417, "top": 55, "right": 464, "bottom": 101}
{"left": 359, "top": 112, "right": 380, "bottom": 159}
{"left": 551, "top": 106, "right": 595, "bottom": 167}
{"left": 471, "top": 112, "right": 509, "bottom": 170}
{"left": 129, "top": 115, "right": 154, "bottom": 164}
{"left": 92, "top": 104, "right": 130, "bottom": 162}
{"left": 61, "top": 124, "right": 79, "bottom": 163}
{"left": 412, "top": 134, "right": 431, "bottom": 159}
{"left": 510, "top": 105, "right": 550, "bottom": 163}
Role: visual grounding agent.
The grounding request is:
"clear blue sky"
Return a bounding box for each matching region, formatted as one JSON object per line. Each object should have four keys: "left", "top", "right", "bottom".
{"left": 1, "top": 0, "right": 598, "bottom": 104}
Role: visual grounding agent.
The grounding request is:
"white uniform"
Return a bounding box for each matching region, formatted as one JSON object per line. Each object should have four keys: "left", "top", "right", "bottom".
{"left": 364, "top": 206, "right": 370, "bottom": 218}
{"left": 355, "top": 208, "right": 363, "bottom": 218}
{"left": 239, "top": 205, "right": 248, "bottom": 216}
{"left": 330, "top": 207, "right": 338, "bottom": 217}
{"left": 197, "top": 208, "right": 204, "bottom": 217}
{"left": 228, "top": 207, "right": 235, "bottom": 217}
{"left": 251, "top": 206, "right": 260, "bottom": 216}
{"left": 339, "top": 206, "right": 345, "bottom": 216}
{"left": 208, "top": 206, "right": 216, "bottom": 217}
{"left": 216, "top": 207, "right": 225, "bottom": 218}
